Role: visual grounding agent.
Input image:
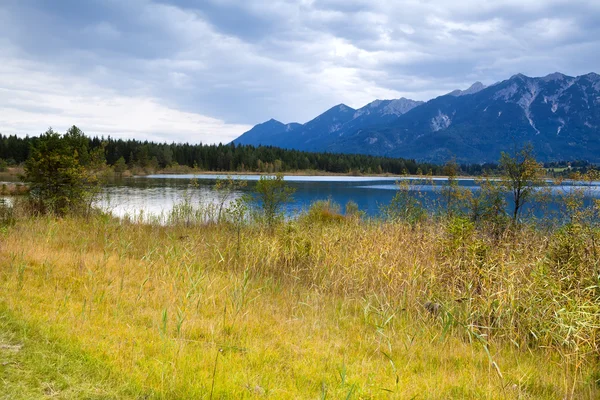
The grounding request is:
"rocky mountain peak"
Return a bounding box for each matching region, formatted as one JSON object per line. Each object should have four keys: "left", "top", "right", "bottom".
{"left": 542, "top": 72, "right": 567, "bottom": 82}
{"left": 233, "top": 71, "right": 600, "bottom": 163}
{"left": 449, "top": 81, "right": 486, "bottom": 97}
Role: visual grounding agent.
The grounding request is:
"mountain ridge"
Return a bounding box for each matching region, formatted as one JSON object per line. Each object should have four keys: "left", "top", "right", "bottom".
{"left": 232, "top": 72, "right": 600, "bottom": 163}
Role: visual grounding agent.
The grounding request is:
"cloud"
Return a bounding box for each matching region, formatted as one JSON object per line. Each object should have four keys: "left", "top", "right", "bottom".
{"left": 0, "top": 0, "right": 599, "bottom": 142}
{"left": 0, "top": 57, "right": 250, "bottom": 143}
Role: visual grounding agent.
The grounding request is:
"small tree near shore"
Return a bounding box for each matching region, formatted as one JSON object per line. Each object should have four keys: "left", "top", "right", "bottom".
{"left": 251, "top": 173, "right": 294, "bottom": 227}
{"left": 499, "top": 144, "right": 544, "bottom": 224}
{"left": 25, "top": 127, "right": 100, "bottom": 216}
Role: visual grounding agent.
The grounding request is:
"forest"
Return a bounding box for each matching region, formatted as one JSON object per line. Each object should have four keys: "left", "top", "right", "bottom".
{"left": 1, "top": 127, "right": 587, "bottom": 176}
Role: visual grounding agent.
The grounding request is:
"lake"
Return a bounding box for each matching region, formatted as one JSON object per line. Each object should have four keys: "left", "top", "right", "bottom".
{"left": 97, "top": 174, "right": 600, "bottom": 222}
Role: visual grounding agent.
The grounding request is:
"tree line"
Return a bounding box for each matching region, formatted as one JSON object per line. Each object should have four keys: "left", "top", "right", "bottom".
{"left": 0, "top": 127, "right": 482, "bottom": 175}
{"left": 0, "top": 127, "right": 594, "bottom": 176}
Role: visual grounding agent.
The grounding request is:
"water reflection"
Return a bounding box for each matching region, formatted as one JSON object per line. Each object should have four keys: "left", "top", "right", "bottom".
{"left": 96, "top": 174, "right": 600, "bottom": 221}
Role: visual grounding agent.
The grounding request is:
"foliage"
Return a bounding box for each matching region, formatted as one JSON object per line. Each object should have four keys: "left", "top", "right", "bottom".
{"left": 443, "top": 216, "right": 475, "bottom": 254}
{"left": 499, "top": 144, "right": 545, "bottom": 223}
{"left": 440, "top": 159, "right": 472, "bottom": 218}
{"left": 381, "top": 179, "right": 427, "bottom": 225}
{"left": 3, "top": 211, "right": 600, "bottom": 397}
{"left": 113, "top": 156, "right": 127, "bottom": 176}
{"left": 554, "top": 169, "right": 600, "bottom": 226}
{"left": 213, "top": 176, "right": 247, "bottom": 222}
{"left": 0, "top": 131, "right": 493, "bottom": 176}
{"left": 301, "top": 199, "right": 346, "bottom": 224}
{"left": 467, "top": 177, "right": 510, "bottom": 236}
{"left": 344, "top": 200, "right": 364, "bottom": 219}
{"left": 250, "top": 173, "right": 295, "bottom": 227}
{"left": 1, "top": 130, "right": 597, "bottom": 177}
{"left": 24, "top": 127, "right": 101, "bottom": 216}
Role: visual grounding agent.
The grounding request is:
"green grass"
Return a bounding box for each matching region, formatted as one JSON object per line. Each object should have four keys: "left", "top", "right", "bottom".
{"left": 0, "top": 304, "right": 144, "bottom": 399}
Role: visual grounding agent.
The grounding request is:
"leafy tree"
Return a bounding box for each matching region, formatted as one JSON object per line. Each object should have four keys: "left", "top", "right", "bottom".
{"left": 24, "top": 128, "right": 97, "bottom": 216}
{"left": 499, "top": 144, "right": 544, "bottom": 223}
{"left": 251, "top": 173, "right": 294, "bottom": 227}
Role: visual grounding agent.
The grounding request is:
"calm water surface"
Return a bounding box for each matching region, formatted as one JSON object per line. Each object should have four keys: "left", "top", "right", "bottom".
{"left": 97, "top": 174, "right": 600, "bottom": 221}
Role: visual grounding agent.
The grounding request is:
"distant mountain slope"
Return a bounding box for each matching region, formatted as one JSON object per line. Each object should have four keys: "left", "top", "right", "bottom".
{"left": 232, "top": 99, "right": 422, "bottom": 151}
{"left": 232, "top": 119, "right": 301, "bottom": 146}
{"left": 232, "top": 73, "right": 600, "bottom": 163}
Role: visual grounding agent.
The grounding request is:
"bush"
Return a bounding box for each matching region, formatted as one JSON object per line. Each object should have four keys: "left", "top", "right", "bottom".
{"left": 250, "top": 174, "right": 294, "bottom": 227}
{"left": 344, "top": 200, "right": 364, "bottom": 219}
{"left": 301, "top": 199, "right": 345, "bottom": 224}
{"left": 381, "top": 180, "right": 427, "bottom": 225}
{"left": 468, "top": 177, "right": 510, "bottom": 237}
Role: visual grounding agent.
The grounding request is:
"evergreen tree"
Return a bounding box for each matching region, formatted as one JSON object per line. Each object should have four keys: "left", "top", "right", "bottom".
{"left": 24, "top": 128, "right": 97, "bottom": 216}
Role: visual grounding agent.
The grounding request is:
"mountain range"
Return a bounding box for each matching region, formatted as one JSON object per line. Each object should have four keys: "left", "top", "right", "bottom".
{"left": 232, "top": 72, "right": 600, "bottom": 163}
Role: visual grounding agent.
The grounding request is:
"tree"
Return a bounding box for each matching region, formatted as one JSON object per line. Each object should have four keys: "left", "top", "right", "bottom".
{"left": 499, "top": 144, "right": 544, "bottom": 223}
{"left": 24, "top": 128, "right": 96, "bottom": 216}
{"left": 64, "top": 125, "right": 91, "bottom": 166}
{"left": 251, "top": 173, "right": 294, "bottom": 227}
{"left": 113, "top": 156, "right": 127, "bottom": 177}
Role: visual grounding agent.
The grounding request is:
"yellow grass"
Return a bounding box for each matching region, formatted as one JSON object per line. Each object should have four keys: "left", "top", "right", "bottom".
{"left": 1, "top": 215, "right": 598, "bottom": 398}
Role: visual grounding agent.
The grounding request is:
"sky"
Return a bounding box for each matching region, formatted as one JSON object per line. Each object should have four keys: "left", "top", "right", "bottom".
{"left": 1, "top": 0, "right": 599, "bottom": 144}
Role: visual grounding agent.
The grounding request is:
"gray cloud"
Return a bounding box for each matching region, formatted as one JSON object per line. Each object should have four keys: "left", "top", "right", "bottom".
{"left": 0, "top": 0, "right": 599, "bottom": 142}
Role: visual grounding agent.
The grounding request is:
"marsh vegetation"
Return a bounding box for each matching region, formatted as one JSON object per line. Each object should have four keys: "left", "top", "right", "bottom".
{"left": 1, "top": 130, "right": 599, "bottom": 398}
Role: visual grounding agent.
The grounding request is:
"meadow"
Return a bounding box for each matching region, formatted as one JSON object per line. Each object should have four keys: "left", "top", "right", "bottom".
{"left": 1, "top": 194, "right": 599, "bottom": 399}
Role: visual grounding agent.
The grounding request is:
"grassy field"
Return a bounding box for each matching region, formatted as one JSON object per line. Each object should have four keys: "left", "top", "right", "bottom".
{"left": 1, "top": 213, "right": 599, "bottom": 399}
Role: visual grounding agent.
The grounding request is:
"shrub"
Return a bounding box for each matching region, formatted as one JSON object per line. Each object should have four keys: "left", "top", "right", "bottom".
{"left": 250, "top": 173, "right": 294, "bottom": 227}
{"left": 468, "top": 177, "right": 510, "bottom": 237}
{"left": 344, "top": 200, "right": 364, "bottom": 219}
{"left": 381, "top": 180, "right": 427, "bottom": 225}
{"left": 301, "top": 199, "right": 345, "bottom": 224}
